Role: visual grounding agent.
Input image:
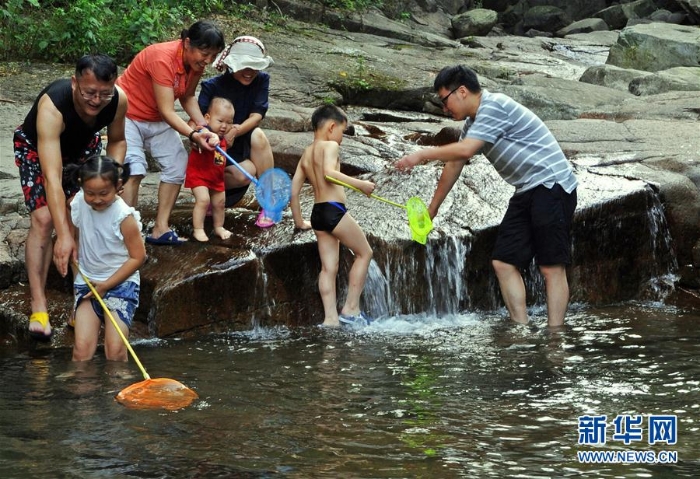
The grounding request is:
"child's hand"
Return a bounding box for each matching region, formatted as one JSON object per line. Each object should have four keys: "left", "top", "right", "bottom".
{"left": 359, "top": 180, "right": 375, "bottom": 197}
{"left": 294, "top": 220, "right": 312, "bottom": 231}
{"left": 84, "top": 281, "right": 108, "bottom": 300}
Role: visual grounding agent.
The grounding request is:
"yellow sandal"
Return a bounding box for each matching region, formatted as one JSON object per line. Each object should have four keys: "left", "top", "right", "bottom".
{"left": 28, "top": 312, "right": 52, "bottom": 341}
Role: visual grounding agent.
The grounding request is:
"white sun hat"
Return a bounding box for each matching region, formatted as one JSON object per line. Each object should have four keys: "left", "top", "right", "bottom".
{"left": 214, "top": 36, "right": 274, "bottom": 73}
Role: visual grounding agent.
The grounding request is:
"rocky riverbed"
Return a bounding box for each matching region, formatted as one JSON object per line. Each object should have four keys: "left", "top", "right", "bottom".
{"left": 2, "top": 1, "right": 700, "bottom": 347}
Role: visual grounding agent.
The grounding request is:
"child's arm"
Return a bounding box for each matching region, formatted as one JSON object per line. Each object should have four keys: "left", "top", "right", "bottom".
{"left": 321, "top": 143, "right": 375, "bottom": 196}
{"left": 291, "top": 162, "right": 311, "bottom": 230}
{"left": 95, "top": 215, "right": 147, "bottom": 295}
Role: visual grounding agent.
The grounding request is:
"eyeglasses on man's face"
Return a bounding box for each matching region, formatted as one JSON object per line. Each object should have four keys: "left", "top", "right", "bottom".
{"left": 76, "top": 82, "right": 115, "bottom": 102}
{"left": 439, "top": 86, "right": 460, "bottom": 106}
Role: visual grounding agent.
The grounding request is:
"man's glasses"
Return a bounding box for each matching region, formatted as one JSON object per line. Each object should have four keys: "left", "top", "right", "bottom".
{"left": 76, "top": 82, "right": 115, "bottom": 102}
{"left": 439, "top": 86, "right": 459, "bottom": 106}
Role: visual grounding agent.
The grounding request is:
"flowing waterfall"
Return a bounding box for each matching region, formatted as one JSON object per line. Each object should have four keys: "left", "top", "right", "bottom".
{"left": 424, "top": 236, "right": 471, "bottom": 315}
{"left": 641, "top": 190, "right": 679, "bottom": 300}
{"left": 359, "top": 236, "right": 474, "bottom": 318}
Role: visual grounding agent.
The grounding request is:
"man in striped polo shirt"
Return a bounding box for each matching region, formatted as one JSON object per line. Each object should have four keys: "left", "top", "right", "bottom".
{"left": 396, "top": 65, "right": 577, "bottom": 329}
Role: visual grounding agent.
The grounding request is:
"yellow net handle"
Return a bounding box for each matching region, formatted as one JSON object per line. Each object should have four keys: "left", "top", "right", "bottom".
{"left": 325, "top": 175, "right": 406, "bottom": 210}
{"left": 324, "top": 175, "right": 432, "bottom": 245}
{"left": 74, "top": 262, "right": 151, "bottom": 380}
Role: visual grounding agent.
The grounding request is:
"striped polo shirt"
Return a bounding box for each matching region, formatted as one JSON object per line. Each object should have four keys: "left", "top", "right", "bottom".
{"left": 460, "top": 90, "right": 577, "bottom": 194}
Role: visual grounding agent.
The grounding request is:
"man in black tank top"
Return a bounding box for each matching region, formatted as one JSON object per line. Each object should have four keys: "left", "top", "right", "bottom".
{"left": 13, "top": 54, "right": 128, "bottom": 341}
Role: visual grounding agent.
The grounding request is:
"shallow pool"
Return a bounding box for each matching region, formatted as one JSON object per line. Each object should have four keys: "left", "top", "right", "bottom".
{"left": 1, "top": 304, "right": 698, "bottom": 478}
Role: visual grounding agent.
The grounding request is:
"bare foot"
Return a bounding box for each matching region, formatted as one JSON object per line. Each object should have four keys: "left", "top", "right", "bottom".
{"left": 213, "top": 227, "right": 232, "bottom": 240}
{"left": 321, "top": 318, "right": 341, "bottom": 328}
{"left": 192, "top": 228, "right": 209, "bottom": 242}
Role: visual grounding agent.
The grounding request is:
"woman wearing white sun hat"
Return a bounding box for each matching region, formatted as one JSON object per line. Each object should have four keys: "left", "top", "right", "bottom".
{"left": 197, "top": 35, "right": 276, "bottom": 227}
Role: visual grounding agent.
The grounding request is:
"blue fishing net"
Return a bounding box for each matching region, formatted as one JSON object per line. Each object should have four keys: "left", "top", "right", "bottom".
{"left": 255, "top": 168, "right": 292, "bottom": 223}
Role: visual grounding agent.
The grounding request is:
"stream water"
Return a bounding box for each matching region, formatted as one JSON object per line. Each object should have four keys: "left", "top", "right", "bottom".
{"left": 1, "top": 303, "right": 698, "bottom": 478}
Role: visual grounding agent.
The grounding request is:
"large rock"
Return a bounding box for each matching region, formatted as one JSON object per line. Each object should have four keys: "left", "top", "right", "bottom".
{"left": 452, "top": 8, "right": 499, "bottom": 38}
{"left": 522, "top": 6, "right": 571, "bottom": 34}
{"left": 556, "top": 18, "right": 609, "bottom": 37}
{"left": 579, "top": 64, "right": 653, "bottom": 92}
{"left": 594, "top": 0, "right": 659, "bottom": 30}
{"left": 432, "top": 0, "right": 469, "bottom": 15}
{"left": 501, "top": 74, "right": 635, "bottom": 120}
{"left": 481, "top": 0, "right": 519, "bottom": 12}
{"left": 676, "top": 0, "right": 700, "bottom": 23}
{"left": 548, "top": 115, "right": 700, "bottom": 267}
{"left": 629, "top": 66, "right": 700, "bottom": 95}
{"left": 516, "top": 0, "right": 607, "bottom": 23}
{"left": 322, "top": 8, "right": 460, "bottom": 48}
{"left": 606, "top": 23, "right": 700, "bottom": 72}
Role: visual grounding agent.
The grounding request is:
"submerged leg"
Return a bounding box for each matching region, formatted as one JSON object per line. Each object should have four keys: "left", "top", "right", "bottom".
{"left": 492, "top": 259, "right": 528, "bottom": 324}
{"left": 539, "top": 264, "right": 569, "bottom": 329}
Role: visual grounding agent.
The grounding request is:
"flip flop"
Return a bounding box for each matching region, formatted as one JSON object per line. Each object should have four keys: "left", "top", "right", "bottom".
{"left": 28, "top": 312, "right": 52, "bottom": 341}
{"left": 145, "top": 231, "right": 186, "bottom": 246}
{"left": 255, "top": 210, "right": 276, "bottom": 228}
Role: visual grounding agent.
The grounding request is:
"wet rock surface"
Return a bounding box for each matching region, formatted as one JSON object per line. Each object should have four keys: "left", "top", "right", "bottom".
{"left": 1, "top": 6, "right": 699, "bottom": 347}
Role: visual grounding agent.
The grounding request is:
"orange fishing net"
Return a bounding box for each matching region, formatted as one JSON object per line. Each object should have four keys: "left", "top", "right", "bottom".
{"left": 116, "top": 378, "right": 199, "bottom": 410}
{"left": 75, "top": 262, "right": 199, "bottom": 411}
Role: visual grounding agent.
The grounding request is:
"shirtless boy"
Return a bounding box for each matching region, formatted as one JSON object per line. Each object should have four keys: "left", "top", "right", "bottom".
{"left": 290, "top": 105, "right": 375, "bottom": 327}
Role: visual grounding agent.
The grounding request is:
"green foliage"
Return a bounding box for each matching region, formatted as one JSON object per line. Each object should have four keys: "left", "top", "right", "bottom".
{"left": 331, "top": 55, "right": 405, "bottom": 96}
{"left": 37, "top": 0, "right": 111, "bottom": 60}
{"left": 106, "top": 0, "right": 183, "bottom": 62}
{"left": 0, "top": 0, "right": 41, "bottom": 60}
{"left": 377, "top": 0, "right": 414, "bottom": 20}
{"left": 315, "top": 0, "right": 382, "bottom": 13}
{"left": 348, "top": 56, "right": 371, "bottom": 90}
{"left": 0, "top": 0, "right": 224, "bottom": 63}
{"left": 321, "top": 0, "right": 415, "bottom": 21}
{"left": 231, "top": 2, "right": 290, "bottom": 32}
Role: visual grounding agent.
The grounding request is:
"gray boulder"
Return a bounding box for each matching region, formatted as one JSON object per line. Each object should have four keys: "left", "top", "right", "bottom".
{"left": 629, "top": 66, "right": 700, "bottom": 95}
{"left": 579, "top": 64, "right": 653, "bottom": 92}
{"left": 522, "top": 6, "right": 571, "bottom": 34}
{"left": 595, "top": 0, "right": 659, "bottom": 30}
{"left": 555, "top": 0, "right": 608, "bottom": 22}
{"left": 648, "top": 8, "right": 686, "bottom": 24}
{"left": 607, "top": 23, "right": 700, "bottom": 72}
{"left": 518, "top": 0, "right": 607, "bottom": 23}
{"left": 431, "top": 0, "right": 470, "bottom": 15}
{"left": 452, "top": 8, "right": 499, "bottom": 38}
{"left": 501, "top": 74, "right": 634, "bottom": 120}
{"left": 481, "top": 0, "right": 519, "bottom": 12}
{"left": 676, "top": 0, "right": 700, "bottom": 23}
{"left": 557, "top": 18, "right": 609, "bottom": 37}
